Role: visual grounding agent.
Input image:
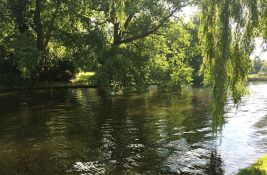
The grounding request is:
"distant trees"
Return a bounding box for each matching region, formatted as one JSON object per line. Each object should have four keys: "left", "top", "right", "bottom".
{"left": 251, "top": 57, "right": 264, "bottom": 74}
{"left": 260, "top": 61, "right": 267, "bottom": 75}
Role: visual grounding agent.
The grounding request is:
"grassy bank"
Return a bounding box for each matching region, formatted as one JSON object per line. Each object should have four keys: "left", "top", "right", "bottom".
{"left": 0, "top": 72, "right": 97, "bottom": 91}
{"left": 238, "top": 154, "right": 267, "bottom": 175}
{"left": 71, "top": 71, "right": 96, "bottom": 84}
{"left": 248, "top": 74, "right": 267, "bottom": 81}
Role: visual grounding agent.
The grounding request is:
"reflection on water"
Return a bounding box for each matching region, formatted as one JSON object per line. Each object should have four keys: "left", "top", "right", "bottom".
{"left": 217, "top": 82, "right": 267, "bottom": 174}
{"left": 0, "top": 82, "right": 266, "bottom": 175}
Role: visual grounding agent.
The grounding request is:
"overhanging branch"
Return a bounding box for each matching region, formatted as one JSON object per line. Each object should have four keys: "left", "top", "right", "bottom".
{"left": 116, "top": 2, "right": 191, "bottom": 45}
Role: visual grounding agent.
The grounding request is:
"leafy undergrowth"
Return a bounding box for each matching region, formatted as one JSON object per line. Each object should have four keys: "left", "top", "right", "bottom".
{"left": 238, "top": 154, "right": 267, "bottom": 175}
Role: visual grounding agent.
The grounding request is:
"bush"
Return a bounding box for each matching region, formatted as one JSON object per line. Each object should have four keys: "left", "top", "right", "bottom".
{"left": 38, "top": 57, "right": 77, "bottom": 81}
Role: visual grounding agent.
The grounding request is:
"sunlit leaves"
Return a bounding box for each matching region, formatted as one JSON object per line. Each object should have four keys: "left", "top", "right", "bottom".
{"left": 260, "top": 0, "right": 267, "bottom": 39}
{"left": 199, "top": 0, "right": 260, "bottom": 121}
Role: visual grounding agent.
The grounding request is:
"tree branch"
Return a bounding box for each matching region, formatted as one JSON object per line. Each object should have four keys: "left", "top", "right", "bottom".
{"left": 124, "top": 13, "right": 135, "bottom": 30}
{"left": 76, "top": 13, "right": 112, "bottom": 25}
{"left": 115, "top": 2, "right": 192, "bottom": 45}
{"left": 44, "top": 0, "right": 60, "bottom": 49}
{"left": 116, "top": 7, "right": 179, "bottom": 45}
{"left": 120, "top": 13, "right": 135, "bottom": 38}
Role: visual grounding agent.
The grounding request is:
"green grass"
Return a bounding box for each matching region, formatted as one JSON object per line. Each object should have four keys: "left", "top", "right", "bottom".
{"left": 248, "top": 74, "right": 267, "bottom": 81}
{"left": 238, "top": 154, "right": 267, "bottom": 175}
{"left": 71, "top": 71, "right": 96, "bottom": 84}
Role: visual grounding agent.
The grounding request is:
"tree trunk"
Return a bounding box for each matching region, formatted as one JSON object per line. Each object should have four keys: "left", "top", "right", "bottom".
{"left": 113, "top": 23, "right": 121, "bottom": 45}
{"left": 34, "top": 0, "right": 44, "bottom": 51}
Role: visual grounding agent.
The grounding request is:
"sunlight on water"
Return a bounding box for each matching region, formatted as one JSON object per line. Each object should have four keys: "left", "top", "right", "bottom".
{"left": 0, "top": 83, "right": 266, "bottom": 174}
{"left": 217, "top": 82, "right": 267, "bottom": 174}
{"left": 70, "top": 161, "right": 106, "bottom": 175}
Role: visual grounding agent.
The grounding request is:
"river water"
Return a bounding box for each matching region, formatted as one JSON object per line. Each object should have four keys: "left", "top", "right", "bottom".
{"left": 0, "top": 82, "right": 266, "bottom": 175}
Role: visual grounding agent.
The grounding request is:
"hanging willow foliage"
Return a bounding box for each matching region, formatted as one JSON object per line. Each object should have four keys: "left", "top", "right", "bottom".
{"left": 260, "top": 0, "right": 267, "bottom": 39}
{"left": 199, "top": 0, "right": 260, "bottom": 124}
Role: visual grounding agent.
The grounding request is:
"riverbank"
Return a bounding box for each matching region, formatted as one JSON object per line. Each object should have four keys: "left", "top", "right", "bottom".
{"left": 0, "top": 82, "right": 98, "bottom": 91}
{"left": 1, "top": 73, "right": 267, "bottom": 91}
{"left": 248, "top": 74, "right": 267, "bottom": 81}
{"left": 238, "top": 154, "right": 267, "bottom": 175}
{"left": 0, "top": 71, "right": 97, "bottom": 91}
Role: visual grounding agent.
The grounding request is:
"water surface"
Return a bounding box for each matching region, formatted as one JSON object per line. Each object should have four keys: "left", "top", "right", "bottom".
{"left": 0, "top": 83, "right": 266, "bottom": 175}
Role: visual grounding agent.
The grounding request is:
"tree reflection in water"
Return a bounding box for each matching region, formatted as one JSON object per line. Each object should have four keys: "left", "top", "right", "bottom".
{"left": 0, "top": 87, "right": 228, "bottom": 175}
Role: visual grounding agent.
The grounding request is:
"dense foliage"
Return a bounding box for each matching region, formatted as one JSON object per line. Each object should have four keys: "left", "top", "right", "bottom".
{"left": 0, "top": 0, "right": 200, "bottom": 91}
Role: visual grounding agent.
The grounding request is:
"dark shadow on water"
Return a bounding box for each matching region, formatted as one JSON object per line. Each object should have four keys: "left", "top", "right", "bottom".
{"left": 0, "top": 88, "right": 226, "bottom": 175}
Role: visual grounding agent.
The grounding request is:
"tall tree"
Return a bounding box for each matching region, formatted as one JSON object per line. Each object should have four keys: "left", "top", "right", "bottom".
{"left": 5, "top": 0, "right": 63, "bottom": 78}
{"left": 89, "top": 0, "right": 193, "bottom": 46}
{"left": 34, "top": 0, "right": 61, "bottom": 52}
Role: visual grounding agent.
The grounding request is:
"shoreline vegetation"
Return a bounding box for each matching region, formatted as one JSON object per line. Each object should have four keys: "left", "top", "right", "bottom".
{"left": 1, "top": 72, "right": 267, "bottom": 91}
{"left": 238, "top": 154, "right": 267, "bottom": 175}
{"left": 0, "top": 72, "right": 97, "bottom": 91}
{"left": 248, "top": 74, "right": 267, "bottom": 81}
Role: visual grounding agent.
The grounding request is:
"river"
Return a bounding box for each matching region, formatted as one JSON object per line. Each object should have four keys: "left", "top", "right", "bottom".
{"left": 0, "top": 82, "right": 266, "bottom": 175}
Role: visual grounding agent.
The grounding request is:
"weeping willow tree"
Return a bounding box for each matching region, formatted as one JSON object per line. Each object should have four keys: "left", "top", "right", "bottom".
{"left": 260, "top": 0, "right": 267, "bottom": 39}
{"left": 199, "top": 0, "right": 261, "bottom": 124}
